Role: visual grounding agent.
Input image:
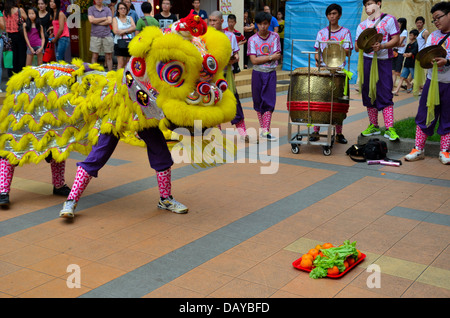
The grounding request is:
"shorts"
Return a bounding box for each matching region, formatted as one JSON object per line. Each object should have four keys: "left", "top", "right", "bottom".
{"left": 392, "top": 53, "right": 404, "bottom": 73}
{"left": 27, "top": 45, "right": 41, "bottom": 55}
{"left": 400, "top": 67, "right": 414, "bottom": 79}
{"left": 90, "top": 36, "right": 114, "bottom": 54}
{"left": 114, "top": 44, "right": 130, "bottom": 57}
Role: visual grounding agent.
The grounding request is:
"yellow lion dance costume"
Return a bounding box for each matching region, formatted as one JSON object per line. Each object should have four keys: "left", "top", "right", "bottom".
{"left": 0, "top": 12, "right": 236, "bottom": 217}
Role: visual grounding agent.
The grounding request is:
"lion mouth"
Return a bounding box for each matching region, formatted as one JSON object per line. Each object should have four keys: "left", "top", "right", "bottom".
{"left": 185, "top": 79, "right": 228, "bottom": 106}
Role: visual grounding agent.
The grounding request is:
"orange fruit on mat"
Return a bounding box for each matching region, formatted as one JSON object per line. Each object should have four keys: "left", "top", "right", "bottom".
{"left": 322, "top": 243, "right": 334, "bottom": 249}
{"left": 343, "top": 261, "right": 349, "bottom": 269}
{"left": 347, "top": 257, "right": 355, "bottom": 266}
{"left": 327, "top": 266, "right": 340, "bottom": 276}
{"left": 356, "top": 249, "right": 362, "bottom": 259}
{"left": 300, "top": 258, "right": 313, "bottom": 269}
{"left": 302, "top": 253, "right": 313, "bottom": 261}
{"left": 308, "top": 248, "right": 319, "bottom": 258}
{"left": 315, "top": 244, "right": 323, "bottom": 251}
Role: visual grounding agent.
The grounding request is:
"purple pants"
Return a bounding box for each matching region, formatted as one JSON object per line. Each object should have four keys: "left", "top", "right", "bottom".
{"left": 251, "top": 70, "right": 277, "bottom": 113}
{"left": 362, "top": 56, "right": 394, "bottom": 110}
{"left": 416, "top": 79, "right": 450, "bottom": 136}
{"left": 231, "top": 91, "right": 245, "bottom": 125}
{"left": 78, "top": 127, "right": 173, "bottom": 177}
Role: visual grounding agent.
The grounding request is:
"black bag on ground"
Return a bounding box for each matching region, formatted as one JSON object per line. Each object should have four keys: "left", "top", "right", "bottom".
{"left": 346, "top": 138, "right": 388, "bottom": 162}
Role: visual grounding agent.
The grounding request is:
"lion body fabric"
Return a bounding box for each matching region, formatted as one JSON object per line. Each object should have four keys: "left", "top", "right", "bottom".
{"left": 0, "top": 26, "right": 236, "bottom": 166}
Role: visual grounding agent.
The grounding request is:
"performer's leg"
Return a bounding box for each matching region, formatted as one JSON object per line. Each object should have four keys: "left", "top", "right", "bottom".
{"left": 405, "top": 126, "right": 427, "bottom": 162}
{"left": 60, "top": 133, "right": 119, "bottom": 218}
{"left": 0, "top": 158, "right": 15, "bottom": 206}
{"left": 439, "top": 133, "right": 450, "bottom": 165}
{"left": 361, "top": 107, "right": 381, "bottom": 136}
{"left": 50, "top": 159, "right": 71, "bottom": 196}
{"left": 335, "top": 124, "right": 347, "bottom": 144}
{"left": 138, "top": 127, "right": 188, "bottom": 214}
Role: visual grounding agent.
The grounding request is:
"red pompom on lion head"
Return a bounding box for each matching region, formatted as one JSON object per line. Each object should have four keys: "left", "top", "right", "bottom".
{"left": 174, "top": 10, "right": 207, "bottom": 37}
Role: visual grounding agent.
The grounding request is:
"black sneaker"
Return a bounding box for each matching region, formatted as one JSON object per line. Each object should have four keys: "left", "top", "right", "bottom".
{"left": 0, "top": 193, "right": 10, "bottom": 206}
{"left": 53, "top": 184, "right": 71, "bottom": 196}
{"left": 336, "top": 134, "right": 348, "bottom": 144}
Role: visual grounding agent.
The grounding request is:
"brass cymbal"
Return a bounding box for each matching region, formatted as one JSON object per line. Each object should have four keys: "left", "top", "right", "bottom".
{"left": 357, "top": 28, "right": 383, "bottom": 53}
{"left": 323, "top": 42, "right": 346, "bottom": 69}
{"left": 416, "top": 45, "right": 447, "bottom": 69}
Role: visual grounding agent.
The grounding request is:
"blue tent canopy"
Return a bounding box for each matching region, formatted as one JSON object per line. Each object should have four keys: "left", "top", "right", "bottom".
{"left": 283, "top": 0, "right": 363, "bottom": 83}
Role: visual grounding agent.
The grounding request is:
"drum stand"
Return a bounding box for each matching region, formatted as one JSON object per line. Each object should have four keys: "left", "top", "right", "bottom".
{"left": 287, "top": 40, "right": 349, "bottom": 156}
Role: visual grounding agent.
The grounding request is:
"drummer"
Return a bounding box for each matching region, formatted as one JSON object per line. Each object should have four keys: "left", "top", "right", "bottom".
{"left": 311, "top": 3, "right": 353, "bottom": 144}
{"left": 404, "top": 1, "right": 450, "bottom": 165}
{"left": 355, "top": 0, "right": 400, "bottom": 141}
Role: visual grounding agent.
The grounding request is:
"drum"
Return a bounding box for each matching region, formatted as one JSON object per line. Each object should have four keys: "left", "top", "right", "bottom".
{"left": 287, "top": 67, "right": 349, "bottom": 125}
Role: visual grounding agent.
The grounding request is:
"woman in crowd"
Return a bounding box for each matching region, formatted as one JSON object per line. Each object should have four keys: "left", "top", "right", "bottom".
{"left": 49, "top": 0, "right": 70, "bottom": 62}
{"left": 3, "top": 0, "right": 27, "bottom": 74}
{"left": 112, "top": 1, "right": 135, "bottom": 69}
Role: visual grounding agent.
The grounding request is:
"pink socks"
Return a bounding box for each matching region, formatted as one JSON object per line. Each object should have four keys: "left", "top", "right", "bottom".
{"left": 382, "top": 106, "right": 394, "bottom": 129}
{"left": 50, "top": 160, "right": 66, "bottom": 189}
{"left": 157, "top": 168, "right": 172, "bottom": 198}
{"left": 0, "top": 158, "right": 15, "bottom": 194}
{"left": 67, "top": 166, "right": 92, "bottom": 202}
{"left": 235, "top": 120, "right": 247, "bottom": 136}
{"left": 414, "top": 126, "right": 427, "bottom": 151}
{"left": 367, "top": 107, "right": 378, "bottom": 126}
{"left": 257, "top": 111, "right": 273, "bottom": 133}
{"left": 441, "top": 132, "right": 450, "bottom": 152}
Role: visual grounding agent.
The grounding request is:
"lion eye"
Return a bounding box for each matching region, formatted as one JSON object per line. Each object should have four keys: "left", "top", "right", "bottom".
{"left": 203, "top": 54, "right": 218, "bottom": 74}
{"left": 157, "top": 60, "right": 185, "bottom": 87}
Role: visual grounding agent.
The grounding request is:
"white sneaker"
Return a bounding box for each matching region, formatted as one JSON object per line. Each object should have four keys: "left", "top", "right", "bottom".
{"left": 260, "top": 131, "right": 278, "bottom": 142}
{"left": 439, "top": 151, "right": 450, "bottom": 165}
{"left": 59, "top": 200, "right": 77, "bottom": 218}
{"left": 404, "top": 148, "right": 425, "bottom": 161}
{"left": 158, "top": 196, "right": 188, "bottom": 214}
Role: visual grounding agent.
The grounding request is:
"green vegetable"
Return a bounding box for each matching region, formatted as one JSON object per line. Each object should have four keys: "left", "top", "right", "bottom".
{"left": 309, "top": 240, "right": 359, "bottom": 279}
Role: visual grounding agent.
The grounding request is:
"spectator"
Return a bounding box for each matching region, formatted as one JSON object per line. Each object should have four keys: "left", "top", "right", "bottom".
{"left": 392, "top": 17, "right": 407, "bottom": 90}
{"left": 277, "top": 10, "right": 284, "bottom": 55}
{"left": 255, "top": 5, "right": 279, "bottom": 33}
{"left": 3, "top": 0, "right": 27, "bottom": 74}
{"left": 107, "top": 0, "right": 117, "bottom": 20}
{"left": 248, "top": 11, "right": 281, "bottom": 141}
{"left": 24, "top": 7, "right": 45, "bottom": 66}
{"left": 243, "top": 9, "right": 254, "bottom": 69}
{"left": 154, "top": 0, "right": 178, "bottom": 29}
{"left": 224, "top": 13, "right": 245, "bottom": 74}
{"left": 135, "top": 2, "right": 159, "bottom": 34}
{"left": 123, "top": 0, "right": 138, "bottom": 24}
{"left": 37, "top": 0, "right": 51, "bottom": 47}
{"left": 49, "top": 0, "right": 70, "bottom": 62}
{"left": 112, "top": 1, "right": 135, "bottom": 69}
{"left": 392, "top": 29, "right": 418, "bottom": 95}
{"left": 88, "top": 0, "right": 114, "bottom": 71}
{"left": 192, "top": 0, "right": 207, "bottom": 21}
{"left": 415, "top": 16, "right": 429, "bottom": 51}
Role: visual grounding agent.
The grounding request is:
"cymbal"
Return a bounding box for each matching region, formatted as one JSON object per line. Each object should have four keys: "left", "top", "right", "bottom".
{"left": 416, "top": 45, "right": 447, "bottom": 69}
{"left": 357, "top": 28, "right": 383, "bottom": 53}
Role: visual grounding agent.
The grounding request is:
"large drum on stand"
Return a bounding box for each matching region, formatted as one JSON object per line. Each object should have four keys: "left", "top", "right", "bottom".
{"left": 287, "top": 67, "right": 349, "bottom": 126}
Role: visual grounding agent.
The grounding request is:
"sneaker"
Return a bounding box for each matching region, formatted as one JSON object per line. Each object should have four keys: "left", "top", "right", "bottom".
{"left": 260, "top": 131, "right": 278, "bottom": 142}
{"left": 404, "top": 148, "right": 425, "bottom": 161}
{"left": 158, "top": 196, "right": 189, "bottom": 214}
{"left": 384, "top": 127, "right": 399, "bottom": 141}
{"left": 240, "top": 135, "right": 259, "bottom": 144}
{"left": 336, "top": 133, "right": 348, "bottom": 144}
{"left": 439, "top": 151, "right": 450, "bottom": 165}
{"left": 361, "top": 124, "right": 381, "bottom": 137}
{"left": 0, "top": 192, "right": 10, "bottom": 206}
{"left": 53, "top": 184, "right": 71, "bottom": 196}
{"left": 309, "top": 131, "right": 320, "bottom": 142}
{"left": 59, "top": 200, "right": 77, "bottom": 218}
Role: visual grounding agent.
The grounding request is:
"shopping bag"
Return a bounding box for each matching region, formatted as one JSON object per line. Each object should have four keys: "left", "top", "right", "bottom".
{"left": 43, "top": 42, "right": 56, "bottom": 63}
{"left": 3, "top": 50, "right": 13, "bottom": 69}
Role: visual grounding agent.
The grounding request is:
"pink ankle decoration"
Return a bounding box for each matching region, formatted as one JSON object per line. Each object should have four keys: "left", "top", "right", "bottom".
{"left": 314, "top": 126, "right": 320, "bottom": 133}
{"left": 382, "top": 105, "right": 394, "bottom": 128}
{"left": 50, "top": 159, "right": 66, "bottom": 188}
{"left": 262, "top": 111, "right": 272, "bottom": 133}
{"left": 336, "top": 125, "right": 343, "bottom": 135}
{"left": 415, "top": 126, "right": 427, "bottom": 151}
{"left": 67, "top": 166, "right": 92, "bottom": 202}
{"left": 157, "top": 168, "right": 172, "bottom": 198}
{"left": 0, "top": 158, "right": 14, "bottom": 193}
{"left": 440, "top": 133, "right": 450, "bottom": 152}
{"left": 257, "top": 112, "right": 263, "bottom": 129}
{"left": 367, "top": 107, "right": 378, "bottom": 126}
{"left": 235, "top": 120, "right": 247, "bottom": 136}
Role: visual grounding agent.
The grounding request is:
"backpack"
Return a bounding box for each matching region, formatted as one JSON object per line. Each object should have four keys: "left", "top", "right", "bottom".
{"left": 346, "top": 138, "right": 388, "bottom": 162}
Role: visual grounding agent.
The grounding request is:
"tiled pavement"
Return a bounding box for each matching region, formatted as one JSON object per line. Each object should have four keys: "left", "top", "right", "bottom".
{"left": 0, "top": 84, "right": 449, "bottom": 299}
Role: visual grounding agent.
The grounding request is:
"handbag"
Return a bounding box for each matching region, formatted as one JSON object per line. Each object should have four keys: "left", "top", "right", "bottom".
{"left": 43, "top": 41, "right": 56, "bottom": 63}
{"left": 3, "top": 50, "right": 13, "bottom": 69}
{"left": 117, "top": 36, "right": 132, "bottom": 49}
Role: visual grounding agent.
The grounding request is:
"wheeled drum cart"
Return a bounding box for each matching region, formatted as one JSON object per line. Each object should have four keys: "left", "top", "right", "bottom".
{"left": 287, "top": 40, "right": 350, "bottom": 156}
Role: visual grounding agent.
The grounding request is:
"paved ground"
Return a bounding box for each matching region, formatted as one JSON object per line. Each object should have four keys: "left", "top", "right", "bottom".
{"left": 0, "top": 84, "right": 449, "bottom": 300}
